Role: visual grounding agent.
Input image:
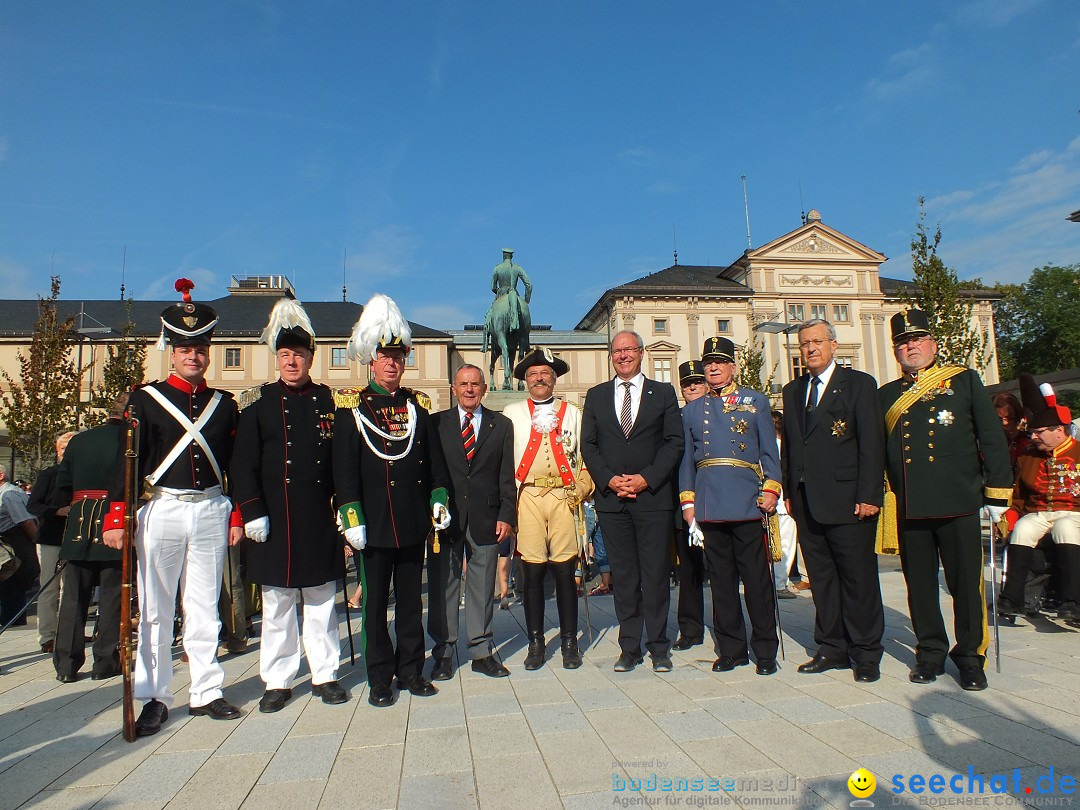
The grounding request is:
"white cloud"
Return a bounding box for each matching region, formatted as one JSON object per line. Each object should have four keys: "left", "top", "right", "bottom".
{"left": 954, "top": 0, "right": 1046, "bottom": 28}
{"left": 0, "top": 259, "right": 39, "bottom": 298}
{"left": 141, "top": 268, "right": 222, "bottom": 301}
{"left": 409, "top": 303, "right": 474, "bottom": 330}
{"left": 349, "top": 224, "right": 422, "bottom": 280}
{"left": 865, "top": 42, "right": 938, "bottom": 99}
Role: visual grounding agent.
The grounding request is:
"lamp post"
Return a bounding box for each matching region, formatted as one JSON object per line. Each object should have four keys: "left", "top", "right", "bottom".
{"left": 753, "top": 320, "right": 801, "bottom": 390}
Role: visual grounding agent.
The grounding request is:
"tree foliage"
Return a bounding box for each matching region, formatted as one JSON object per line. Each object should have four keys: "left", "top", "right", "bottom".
{"left": 900, "top": 198, "right": 990, "bottom": 371}
{"left": 0, "top": 277, "right": 85, "bottom": 478}
{"left": 83, "top": 298, "right": 147, "bottom": 427}
{"left": 736, "top": 321, "right": 778, "bottom": 395}
{"left": 992, "top": 263, "right": 1080, "bottom": 380}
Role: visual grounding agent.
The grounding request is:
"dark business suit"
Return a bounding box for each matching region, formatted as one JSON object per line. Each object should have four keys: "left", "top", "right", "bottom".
{"left": 427, "top": 407, "right": 517, "bottom": 662}
{"left": 582, "top": 377, "right": 684, "bottom": 659}
{"left": 782, "top": 365, "right": 886, "bottom": 664}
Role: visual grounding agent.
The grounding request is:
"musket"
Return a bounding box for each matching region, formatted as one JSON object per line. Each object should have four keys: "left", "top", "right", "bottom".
{"left": 120, "top": 403, "right": 139, "bottom": 743}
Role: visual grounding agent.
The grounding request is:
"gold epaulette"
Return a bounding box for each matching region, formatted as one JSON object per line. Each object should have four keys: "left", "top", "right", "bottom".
{"left": 333, "top": 388, "right": 362, "bottom": 409}
{"left": 237, "top": 385, "right": 263, "bottom": 412}
{"left": 403, "top": 388, "right": 432, "bottom": 411}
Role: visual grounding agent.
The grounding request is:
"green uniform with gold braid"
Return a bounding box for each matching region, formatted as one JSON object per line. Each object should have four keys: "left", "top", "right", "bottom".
{"left": 878, "top": 311, "right": 1011, "bottom": 678}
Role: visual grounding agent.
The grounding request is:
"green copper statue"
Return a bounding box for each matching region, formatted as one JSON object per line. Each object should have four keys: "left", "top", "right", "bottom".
{"left": 482, "top": 248, "right": 533, "bottom": 391}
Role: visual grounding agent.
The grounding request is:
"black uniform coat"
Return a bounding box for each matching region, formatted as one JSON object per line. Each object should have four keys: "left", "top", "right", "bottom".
{"left": 782, "top": 366, "right": 885, "bottom": 525}
{"left": 106, "top": 376, "right": 239, "bottom": 524}
{"left": 56, "top": 423, "right": 124, "bottom": 563}
{"left": 434, "top": 407, "right": 516, "bottom": 545}
{"left": 232, "top": 380, "right": 342, "bottom": 588}
{"left": 333, "top": 385, "right": 450, "bottom": 548}
{"left": 28, "top": 464, "right": 65, "bottom": 547}
{"left": 878, "top": 366, "right": 1012, "bottom": 517}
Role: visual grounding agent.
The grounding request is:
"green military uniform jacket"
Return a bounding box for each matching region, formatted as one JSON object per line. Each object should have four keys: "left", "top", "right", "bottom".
{"left": 878, "top": 365, "right": 1012, "bottom": 519}
{"left": 56, "top": 422, "right": 124, "bottom": 562}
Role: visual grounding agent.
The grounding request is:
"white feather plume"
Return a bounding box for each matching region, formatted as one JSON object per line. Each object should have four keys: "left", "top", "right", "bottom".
{"left": 260, "top": 296, "right": 315, "bottom": 347}
{"left": 348, "top": 293, "right": 412, "bottom": 364}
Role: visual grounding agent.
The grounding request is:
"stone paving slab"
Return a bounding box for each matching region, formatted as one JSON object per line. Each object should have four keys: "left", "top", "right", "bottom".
{"left": 0, "top": 559, "right": 1078, "bottom": 808}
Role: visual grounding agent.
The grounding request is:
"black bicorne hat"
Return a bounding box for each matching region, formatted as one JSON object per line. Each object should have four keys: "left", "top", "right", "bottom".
{"left": 513, "top": 347, "right": 569, "bottom": 380}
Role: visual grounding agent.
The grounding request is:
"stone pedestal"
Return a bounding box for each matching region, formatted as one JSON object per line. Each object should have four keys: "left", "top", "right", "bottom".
{"left": 482, "top": 390, "right": 529, "bottom": 413}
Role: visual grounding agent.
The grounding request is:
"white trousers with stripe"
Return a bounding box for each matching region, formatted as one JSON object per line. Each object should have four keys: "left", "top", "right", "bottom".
{"left": 259, "top": 582, "right": 340, "bottom": 689}
{"left": 134, "top": 490, "right": 230, "bottom": 708}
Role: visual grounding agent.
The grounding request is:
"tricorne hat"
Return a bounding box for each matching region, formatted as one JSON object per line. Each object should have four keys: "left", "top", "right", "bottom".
{"left": 679, "top": 360, "right": 705, "bottom": 385}
{"left": 513, "top": 347, "right": 569, "bottom": 380}
{"left": 890, "top": 309, "right": 932, "bottom": 344}
{"left": 347, "top": 294, "right": 412, "bottom": 365}
{"left": 1019, "top": 372, "right": 1071, "bottom": 430}
{"left": 155, "top": 278, "right": 218, "bottom": 351}
{"left": 701, "top": 337, "right": 736, "bottom": 364}
{"left": 260, "top": 293, "right": 316, "bottom": 354}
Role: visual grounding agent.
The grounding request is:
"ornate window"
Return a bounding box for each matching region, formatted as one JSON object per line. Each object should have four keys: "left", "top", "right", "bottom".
{"left": 224, "top": 347, "right": 242, "bottom": 369}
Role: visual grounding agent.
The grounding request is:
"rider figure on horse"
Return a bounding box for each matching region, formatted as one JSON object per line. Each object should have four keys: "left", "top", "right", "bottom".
{"left": 491, "top": 248, "right": 533, "bottom": 332}
{"left": 484, "top": 249, "right": 533, "bottom": 390}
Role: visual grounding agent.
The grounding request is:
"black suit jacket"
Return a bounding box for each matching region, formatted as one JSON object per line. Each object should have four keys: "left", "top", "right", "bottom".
{"left": 434, "top": 407, "right": 516, "bottom": 545}
{"left": 781, "top": 366, "right": 885, "bottom": 525}
{"left": 581, "top": 377, "right": 684, "bottom": 513}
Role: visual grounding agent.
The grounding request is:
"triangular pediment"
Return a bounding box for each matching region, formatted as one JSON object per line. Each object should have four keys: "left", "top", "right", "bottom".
{"left": 749, "top": 220, "right": 886, "bottom": 265}
{"left": 645, "top": 340, "right": 680, "bottom": 352}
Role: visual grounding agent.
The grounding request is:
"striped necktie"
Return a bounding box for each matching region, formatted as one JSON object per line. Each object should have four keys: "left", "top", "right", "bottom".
{"left": 620, "top": 381, "right": 634, "bottom": 437}
{"left": 462, "top": 412, "right": 476, "bottom": 461}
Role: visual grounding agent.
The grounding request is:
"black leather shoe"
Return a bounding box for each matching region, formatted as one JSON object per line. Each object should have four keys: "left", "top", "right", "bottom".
{"left": 613, "top": 652, "right": 644, "bottom": 672}
{"left": 91, "top": 667, "right": 121, "bottom": 681}
{"left": 561, "top": 637, "right": 583, "bottom": 670}
{"left": 652, "top": 655, "right": 673, "bottom": 673}
{"left": 523, "top": 637, "right": 546, "bottom": 671}
{"left": 909, "top": 662, "right": 945, "bottom": 684}
{"left": 471, "top": 656, "right": 510, "bottom": 678}
{"left": 1057, "top": 601, "right": 1080, "bottom": 621}
{"left": 368, "top": 683, "right": 394, "bottom": 707}
{"left": 756, "top": 658, "right": 778, "bottom": 676}
{"left": 711, "top": 655, "right": 750, "bottom": 672}
{"left": 431, "top": 657, "right": 454, "bottom": 681}
{"left": 958, "top": 666, "right": 988, "bottom": 691}
{"left": 135, "top": 700, "right": 169, "bottom": 736}
{"left": 853, "top": 663, "right": 880, "bottom": 683}
{"left": 56, "top": 672, "right": 78, "bottom": 684}
{"left": 396, "top": 674, "right": 438, "bottom": 697}
{"left": 671, "top": 636, "right": 703, "bottom": 651}
{"left": 797, "top": 654, "right": 849, "bottom": 674}
{"left": 312, "top": 681, "right": 349, "bottom": 704}
{"left": 189, "top": 698, "right": 241, "bottom": 720}
{"left": 259, "top": 688, "right": 292, "bottom": 713}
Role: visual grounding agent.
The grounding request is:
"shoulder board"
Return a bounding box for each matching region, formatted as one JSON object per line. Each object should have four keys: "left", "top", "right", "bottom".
{"left": 333, "top": 388, "right": 363, "bottom": 409}
{"left": 564, "top": 399, "right": 584, "bottom": 413}
{"left": 237, "top": 386, "right": 263, "bottom": 412}
{"left": 407, "top": 388, "right": 432, "bottom": 411}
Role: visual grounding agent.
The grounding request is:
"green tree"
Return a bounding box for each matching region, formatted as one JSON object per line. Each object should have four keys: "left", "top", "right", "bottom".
{"left": 0, "top": 277, "right": 85, "bottom": 478}
{"left": 736, "top": 321, "right": 778, "bottom": 394}
{"left": 900, "top": 198, "right": 991, "bottom": 370}
{"left": 83, "top": 298, "right": 147, "bottom": 427}
{"left": 993, "top": 263, "right": 1080, "bottom": 379}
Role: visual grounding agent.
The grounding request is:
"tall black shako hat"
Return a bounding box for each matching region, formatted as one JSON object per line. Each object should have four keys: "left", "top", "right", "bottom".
{"left": 513, "top": 347, "right": 569, "bottom": 381}
{"left": 260, "top": 292, "right": 316, "bottom": 353}
{"left": 679, "top": 360, "right": 705, "bottom": 385}
{"left": 1019, "top": 372, "right": 1072, "bottom": 430}
{"left": 701, "top": 337, "right": 736, "bottom": 363}
{"left": 155, "top": 279, "right": 218, "bottom": 350}
{"left": 890, "top": 309, "right": 932, "bottom": 344}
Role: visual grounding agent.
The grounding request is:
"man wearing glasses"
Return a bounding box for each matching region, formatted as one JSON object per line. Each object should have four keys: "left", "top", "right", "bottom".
{"left": 878, "top": 309, "right": 1011, "bottom": 691}
{"left": 996, "top": 373, "right": 1080, "bottom": 623}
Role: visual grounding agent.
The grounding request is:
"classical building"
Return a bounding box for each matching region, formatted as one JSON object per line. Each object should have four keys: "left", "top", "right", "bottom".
{"left": 0, "top": 210, "right": 999, "bottom": 474}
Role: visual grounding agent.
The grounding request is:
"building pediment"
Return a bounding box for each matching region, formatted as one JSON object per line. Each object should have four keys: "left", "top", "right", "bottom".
{"left": 751, "top": 221, "right": 886, "bottom": 265}
{"left": 645, "top": 340, "right": 680, "bottom": 352}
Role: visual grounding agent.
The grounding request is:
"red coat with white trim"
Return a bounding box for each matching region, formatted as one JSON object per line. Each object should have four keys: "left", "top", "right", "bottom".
{"left": 232, "top": 380, "right": 342, "bottom": 588}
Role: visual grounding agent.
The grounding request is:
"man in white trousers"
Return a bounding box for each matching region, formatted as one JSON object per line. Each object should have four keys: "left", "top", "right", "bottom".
{"left": 103, "top": 280, "right": 242, "bottom": 736}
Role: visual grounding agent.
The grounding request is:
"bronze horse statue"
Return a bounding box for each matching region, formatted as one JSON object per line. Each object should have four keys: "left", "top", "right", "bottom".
{"left": 483, "top": 249, "right": 533, "bottom": 391}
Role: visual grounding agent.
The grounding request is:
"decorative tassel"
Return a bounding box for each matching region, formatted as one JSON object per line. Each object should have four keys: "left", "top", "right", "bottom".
{"left": 154, "top": 324, "right": 167, "bottom": 351}
{"left": 875, "top": 479, "right": 899, "bottom": 556}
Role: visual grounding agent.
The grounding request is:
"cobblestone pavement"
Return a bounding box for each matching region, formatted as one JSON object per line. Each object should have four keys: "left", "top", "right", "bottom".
{"left": 1, "top": 556, "right": 1078, "bottom": 809}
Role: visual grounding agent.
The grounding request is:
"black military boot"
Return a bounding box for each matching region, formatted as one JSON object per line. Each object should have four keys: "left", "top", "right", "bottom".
{"left": 999, "top": 544, "right": 1034, "bottom": 619}
{"left": 1055, "top": 545, "right": 1080, "bottom": 621}
{"left": 551, "top": 558, "right": 582, "bottom": 668}
{"left": 521, "top": 561, "right": 548, "bottom": 670}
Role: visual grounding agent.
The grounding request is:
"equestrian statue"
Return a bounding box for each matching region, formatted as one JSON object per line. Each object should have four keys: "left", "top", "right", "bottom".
{"left": 482, "top": 248, "right": 533, "bottom": 391}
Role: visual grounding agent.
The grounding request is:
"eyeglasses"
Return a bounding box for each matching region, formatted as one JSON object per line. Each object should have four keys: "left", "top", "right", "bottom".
{"left": 1029, "top": 427, "right": 1061, "bottom": 438}
{"left": 799, "top": 339, "right": 830, "bottom": 350}
{"left": 611, "top": 347, "right": 643, "bottom": 357}
{"left": 893, "top": 336, "right": 932, "bottom": 350}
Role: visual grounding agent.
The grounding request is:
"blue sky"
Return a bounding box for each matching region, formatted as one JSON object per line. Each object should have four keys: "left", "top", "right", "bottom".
{"left": 2, "top": 1, "right": 1078, "bottom": 330}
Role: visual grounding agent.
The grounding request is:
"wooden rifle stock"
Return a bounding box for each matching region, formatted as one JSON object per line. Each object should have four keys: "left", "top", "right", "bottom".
{"left": 120, "top": 406, "right": 139, "bottom": 743}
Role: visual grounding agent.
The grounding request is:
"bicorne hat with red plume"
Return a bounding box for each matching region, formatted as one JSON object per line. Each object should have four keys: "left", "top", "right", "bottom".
{"left": 1019, "top": 372, "right": 1071, "bottom": 430}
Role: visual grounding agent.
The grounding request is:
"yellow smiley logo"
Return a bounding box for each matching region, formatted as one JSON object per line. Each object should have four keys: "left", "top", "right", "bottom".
{"left": 848, "top": 768, "right": 876, "bottom": 798}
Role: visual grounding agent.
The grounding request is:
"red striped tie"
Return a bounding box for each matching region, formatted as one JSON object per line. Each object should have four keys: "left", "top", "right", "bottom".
{"left": 462, "top": 412, "right": 476, "bottom": 461}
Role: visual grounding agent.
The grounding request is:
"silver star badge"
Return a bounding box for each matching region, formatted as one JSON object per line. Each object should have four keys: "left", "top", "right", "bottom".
{"left": 937, "top": 410, "right": 954, "bottom": 426}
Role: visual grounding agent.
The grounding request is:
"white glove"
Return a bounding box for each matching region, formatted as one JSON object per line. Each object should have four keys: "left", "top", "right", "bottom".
{"left": 432, "top": 502, "right": 451, "bottom": 531}
{"left": 245, "top": 517, "right": 269, "bottom": 544}
{"left": 985, "top": 505, "right": 1007, "bottom": 524}
{"left": 688, "top": 519, "right": 705, "bottom": 549}
{"left": 344, "top": 525, "right": 367, "bottom": 550}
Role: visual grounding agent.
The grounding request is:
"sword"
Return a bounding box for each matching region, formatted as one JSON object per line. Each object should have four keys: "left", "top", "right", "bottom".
{"left": 984, "top": 508, "right": 1001, "bottom": 673}
{"left": 341, "top": 552, "right": 356, "bottom": 666}
{"left": 0, "top": 558, "right": 66, "bottom": 637}
{"left": 572, "top": 500, "right": 594, "bottom": 647}
{"left": 762, "top": 514, "right": 785, "bottom": 662}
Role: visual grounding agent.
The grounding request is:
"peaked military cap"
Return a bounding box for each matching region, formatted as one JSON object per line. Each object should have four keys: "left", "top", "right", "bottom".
{"left": 679, "top": 360, "right": 705, "bottom": 385}
{"left": 701, "top": 337, "right": 736, "bottom": 363}
{"left": 513, "top": 347, "right": 569, "bottom": 380}
{"left": 890, "top": 309, "right": 932, "bottom": 344}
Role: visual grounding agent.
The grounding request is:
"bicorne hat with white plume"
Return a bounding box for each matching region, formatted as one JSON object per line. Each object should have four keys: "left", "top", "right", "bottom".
{"left": 347, "top": 294, "right": 411, "bottom": 365}
{"left": 1019, "top": 372, "right": 1072, "bottom": 430}
{"left": 260, "top": 292, "right": 316, "bottom": 354}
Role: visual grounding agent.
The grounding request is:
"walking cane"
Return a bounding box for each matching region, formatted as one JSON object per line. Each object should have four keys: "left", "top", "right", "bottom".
{"left": 984, "top": 508, "right": 1002, "bottom": 673}
{"left": 0, "top": 559, "right": 66, "bottom": 637}
{"left": 341, "top": 552, "right": 356, "bottom": 666}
